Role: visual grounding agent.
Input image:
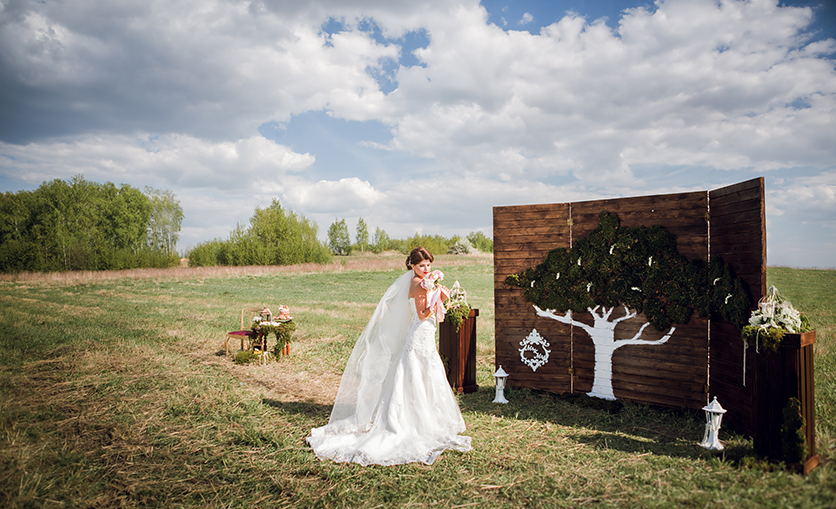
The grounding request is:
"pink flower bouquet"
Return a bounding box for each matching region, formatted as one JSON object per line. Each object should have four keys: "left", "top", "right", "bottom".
{"left": 420, "top": 270, "right": 444, "bottom": 291}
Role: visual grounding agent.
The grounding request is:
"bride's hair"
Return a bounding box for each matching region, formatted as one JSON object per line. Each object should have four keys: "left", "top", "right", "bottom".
{"left": 406, "top": 246, "right": 434, "bottom": 269}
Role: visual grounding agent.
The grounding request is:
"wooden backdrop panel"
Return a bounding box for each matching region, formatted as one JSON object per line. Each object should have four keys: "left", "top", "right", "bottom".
{"left": 494, "top": 203, "right": 572, "bottom": 393}
{"left": 494, "top": 192, "right": 711, "bottom": 408}
{"left": 709, "top": 177, "right": 766, "bottom": 436}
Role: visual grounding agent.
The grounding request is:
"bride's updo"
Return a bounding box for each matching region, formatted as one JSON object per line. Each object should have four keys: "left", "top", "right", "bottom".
{"left": 406, "top": 246, "right": 434, "bottom": 270}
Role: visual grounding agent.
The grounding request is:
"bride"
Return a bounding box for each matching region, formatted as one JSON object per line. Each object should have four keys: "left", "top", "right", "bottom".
{"left": 306, "top": 246, "right": 472, "bottom": 465}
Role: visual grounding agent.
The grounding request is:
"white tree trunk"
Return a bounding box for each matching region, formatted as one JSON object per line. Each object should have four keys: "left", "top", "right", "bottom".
{"left": 534, "top": 305, "right": 676, "bottom": 400}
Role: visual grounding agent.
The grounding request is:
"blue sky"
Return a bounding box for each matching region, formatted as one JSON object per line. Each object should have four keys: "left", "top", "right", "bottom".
{"left": 1, "top": 0, "right": 834, "bottom": 268}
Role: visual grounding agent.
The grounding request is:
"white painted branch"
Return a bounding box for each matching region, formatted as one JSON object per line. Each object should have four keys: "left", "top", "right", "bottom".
{"left": 615, "top": 326, "right": 676, "bottom": 348}
{"left": 612, "top": 305, "right": 637, "bottom": 325}
{"left": 533, "top": 305, "right": 595, "bottom": 336}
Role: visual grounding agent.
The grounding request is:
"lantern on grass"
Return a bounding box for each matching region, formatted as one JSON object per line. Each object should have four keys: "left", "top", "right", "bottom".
{"left": 493, "top": 366, "right": 509, "bottom": 404}
{"left": 700, "top": 397, "right": 727, "bottom": 450}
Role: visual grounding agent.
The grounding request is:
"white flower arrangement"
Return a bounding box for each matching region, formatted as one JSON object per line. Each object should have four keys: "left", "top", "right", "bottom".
{"left": 747, "top": 286, "right": 805, "bottom": 333}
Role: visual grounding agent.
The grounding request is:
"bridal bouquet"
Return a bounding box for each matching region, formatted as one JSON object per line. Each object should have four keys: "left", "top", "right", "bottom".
{"left": 420, "top": 270, "right": 446, "bottom": 322}
{"left": 420, "top": 270, "right": 444, "bottom": 291}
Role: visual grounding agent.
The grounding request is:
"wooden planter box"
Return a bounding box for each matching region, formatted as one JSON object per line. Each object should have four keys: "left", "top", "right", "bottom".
{"left": 753, "top": 330, "right": 819, "bottom": 473}
{"left": 438, "top": 309, "right": 479, "bottom": 394}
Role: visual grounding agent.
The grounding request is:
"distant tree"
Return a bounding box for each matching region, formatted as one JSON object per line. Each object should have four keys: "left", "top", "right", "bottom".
{"left": 248, "top": 199, "right": 329, "bottom": 265}
{"left": 327, "top": 218, "right": 352, "bottom": 255}
{"left": 356, "top": 217, "right": 369, "bottom": 253}
{"left": 102, "top": 182, "right": 151, "bottom": 251}
{"left": 188, "top": 199, "right": 331, "bottom": 267}
{"left": 406, "top": 233, "right": 450, "bottom": 256}
{"left": 145, "top": 187, "right": 184, "bottom": 254}
{"left": 448, "top": 236, "right": 472, "bottom": 254}
{"left": 467, "top": 231, "right": 493, "bottom": 253}
{"left": 372, "top": 226, "right": 390, "bottom": 253}
{"left": 0, "top": 191, "right": 38, "bottom": 271}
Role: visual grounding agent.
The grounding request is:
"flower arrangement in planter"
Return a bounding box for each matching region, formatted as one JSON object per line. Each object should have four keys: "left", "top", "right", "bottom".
{"left": 742, "top": 285, "right": 818, "bottom": 471}
{"left": 444, "top": 281, "right": 471, "bottom": 333}
{"left": 741, "top": 286, "right": 811, "bottom": 351}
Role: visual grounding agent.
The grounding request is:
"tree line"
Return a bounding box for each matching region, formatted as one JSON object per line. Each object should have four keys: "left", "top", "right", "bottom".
{"left": 0, "top": 175, "right": 183, "bottom": 273}
{"left": 1, "top": 175, "right": 494, "bottom": 273}
{"left": 327, "top": 217, "right": 493, "bottom": 256}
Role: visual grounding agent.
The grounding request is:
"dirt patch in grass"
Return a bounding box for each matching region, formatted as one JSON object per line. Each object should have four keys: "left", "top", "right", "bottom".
{"left": 187, "top": 344, "right": 341, "bottom": 407}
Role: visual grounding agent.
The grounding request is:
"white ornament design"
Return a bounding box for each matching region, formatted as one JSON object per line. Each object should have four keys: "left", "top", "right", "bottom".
{"left": 519, "top": 329, "right": 551, "bottom": 372}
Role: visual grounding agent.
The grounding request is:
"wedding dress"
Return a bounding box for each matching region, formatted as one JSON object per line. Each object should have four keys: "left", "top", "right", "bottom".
{"left": 306, "top": 271, "right": 472, "bottom": 466}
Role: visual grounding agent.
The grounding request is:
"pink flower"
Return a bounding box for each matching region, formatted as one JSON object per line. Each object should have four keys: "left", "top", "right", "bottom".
{"left": 420, "top": 270, "right": 444, "bottom": 291}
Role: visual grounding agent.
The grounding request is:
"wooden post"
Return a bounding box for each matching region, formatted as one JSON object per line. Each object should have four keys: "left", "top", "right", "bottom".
{"left": 438, "top": 309, "right": 479, "bottom": 394}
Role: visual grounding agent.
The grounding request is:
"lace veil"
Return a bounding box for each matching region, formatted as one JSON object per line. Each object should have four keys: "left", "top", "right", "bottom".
{"left": 325, "top": 270, "right": 413, "bottom": 433}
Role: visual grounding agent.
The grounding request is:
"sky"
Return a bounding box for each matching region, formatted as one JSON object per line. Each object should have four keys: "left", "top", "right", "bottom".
{"left": 1, "top": 0, "right": 834, "bottom": 268}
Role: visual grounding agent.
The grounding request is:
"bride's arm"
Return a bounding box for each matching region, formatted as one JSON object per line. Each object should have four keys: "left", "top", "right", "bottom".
{"left": 438, "top": 284, "right": 450, "bottom": 302}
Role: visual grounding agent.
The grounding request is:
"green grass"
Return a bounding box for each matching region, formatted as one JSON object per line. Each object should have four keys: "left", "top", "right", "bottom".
{"left": 0, "top": 258, "right": 834, "bottom": 508}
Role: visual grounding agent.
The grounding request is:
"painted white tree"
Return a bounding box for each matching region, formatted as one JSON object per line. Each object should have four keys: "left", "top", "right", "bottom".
{"left": 534, "top": 305, "right": 675, "bottom": 400}
{"left": 506, "top": 212, "right": 749, "bottom": 401}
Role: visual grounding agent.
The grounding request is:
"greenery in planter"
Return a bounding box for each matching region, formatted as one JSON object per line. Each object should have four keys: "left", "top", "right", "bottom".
{"left": 444, "top": 281, "right": 471, "bottom": 332}
{"left": 741, "top": 286, "right": 812, "bottom": 351}
{"left": 781, "top": 397, "right": 808, "bottom": 464}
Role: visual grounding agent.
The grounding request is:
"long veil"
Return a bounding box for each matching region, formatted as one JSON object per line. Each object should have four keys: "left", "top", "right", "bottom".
{"left": 323, "top": 271, "right": 413, "bottom": 433}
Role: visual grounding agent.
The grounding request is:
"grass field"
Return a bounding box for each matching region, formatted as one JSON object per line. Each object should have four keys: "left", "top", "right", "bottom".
{"left": 1, "top": 253, "right": 834, "bottom": 508}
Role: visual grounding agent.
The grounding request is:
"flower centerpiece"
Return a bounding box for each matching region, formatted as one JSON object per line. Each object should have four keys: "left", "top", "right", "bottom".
{"left": 251, "top": 306, "right": 297, "bottom": 358}
{"left": 741, "top": 286, "right": 811, "bottom": 351}
{"left": 445, "top": 281, "right": 471, "bottom": 333}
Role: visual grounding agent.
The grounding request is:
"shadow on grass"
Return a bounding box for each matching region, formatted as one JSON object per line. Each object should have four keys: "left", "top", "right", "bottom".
{"left": 262, "top": 398, "right": 331, "bottom": 419}
{"left": 263, "top": 385, "right": 762, "bottom": 467}
{"left": 457, "top": 386, "right": 756, "bottom": 463}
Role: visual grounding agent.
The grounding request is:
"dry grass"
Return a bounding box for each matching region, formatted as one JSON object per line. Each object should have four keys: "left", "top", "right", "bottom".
{"left": 0, "top": 251, "right": 494, "bottom": 284}
{"left": 1, "top": 260, "right": 834, "bottom": 508}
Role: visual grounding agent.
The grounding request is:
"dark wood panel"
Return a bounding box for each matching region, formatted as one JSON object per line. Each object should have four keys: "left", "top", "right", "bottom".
{"left": 709, "top": 177, "right": 764, "bottom": 437}
{"left": 494, "top": 180, "right": 763, "bottom": 416}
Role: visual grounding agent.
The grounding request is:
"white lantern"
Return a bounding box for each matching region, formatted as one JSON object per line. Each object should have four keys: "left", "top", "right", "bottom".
{"left": 700, "top": 396, "right": 727, "bottom": 450}
{"left": 493, "top": 365, "right": 509, "bottom": 404}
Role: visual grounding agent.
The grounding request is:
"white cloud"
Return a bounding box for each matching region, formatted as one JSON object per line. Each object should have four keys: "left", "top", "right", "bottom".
{"left": 283, "top": 177, "right": 382, "bottom": 214}
{"left": 1, "top": 0, "right": 835, "bottom": 266}
{"left": 379, "top": 0, "right": 836, "bottom": 188}
{"left": 768, "top": 171, "right": 836, "bottom": 218}
{"left": 0, "top": 135, "right": 314, "bottom": 193}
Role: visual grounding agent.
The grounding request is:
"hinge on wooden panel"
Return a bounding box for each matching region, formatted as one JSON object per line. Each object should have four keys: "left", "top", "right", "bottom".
{"left": 705, "top": 384, "right": 710, "bottom": 393}
{"left": 567, "top": 218, "right": 573, "bottom": 227}
{"left": 705, "top": 211, "right": 710, "bottom": 223}
{"left": 568, "top": 367, "right": 574, "bottom": 375}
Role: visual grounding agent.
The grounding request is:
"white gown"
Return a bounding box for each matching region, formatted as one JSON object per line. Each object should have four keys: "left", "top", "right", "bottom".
{"left": 306, "top": 272, "right": 471, "bottom": 466}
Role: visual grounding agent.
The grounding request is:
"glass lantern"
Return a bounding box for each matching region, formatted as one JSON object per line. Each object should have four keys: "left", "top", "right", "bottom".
{"left": 493, "top": 365, "right": 509, "bottom": 404}
{"left": 700, "top": 396, "right": 727, "bottom": 450}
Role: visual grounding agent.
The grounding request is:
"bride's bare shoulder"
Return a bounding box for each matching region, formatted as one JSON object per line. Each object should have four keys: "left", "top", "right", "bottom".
{"left": 408, "top": 275, "right": 423, "bottom": 297}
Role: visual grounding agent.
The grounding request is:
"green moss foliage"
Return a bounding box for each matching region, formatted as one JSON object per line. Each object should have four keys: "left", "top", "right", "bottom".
{"left": 505, "top": 211, "right": 750, "bottom": 331}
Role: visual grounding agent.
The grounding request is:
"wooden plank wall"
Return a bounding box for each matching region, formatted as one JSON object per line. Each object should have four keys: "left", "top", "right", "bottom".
{"left": 494, "top": 203, "right": 572, "bottom": 393}
{"left": 708, "top": 178, "right": 766, "bottom": 436}
{"left": 494, "top": 192, "right": 712, "bottom": 409}
{"left": 571, "top": 193, "right": 709, "bottom": 409}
